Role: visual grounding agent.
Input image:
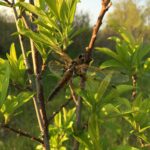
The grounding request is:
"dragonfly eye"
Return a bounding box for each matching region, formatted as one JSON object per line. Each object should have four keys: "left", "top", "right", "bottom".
{"left": 78, "top": 54, "right": 83, "bottom": 59}
{"left": 78, "top": 54, "right": 85, "bottom": 63}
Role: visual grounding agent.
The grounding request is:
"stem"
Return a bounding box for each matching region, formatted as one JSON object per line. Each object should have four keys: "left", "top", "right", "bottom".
{"left": 69, "top": 80, "right": 78, "bottom": 105}
{"left": 11, "top": 1, "right": 49, "bottom": 149}
{"left": 48, "top": 100, "right": 71, "bottom": 123}
{"left": 12, "top": 2, "right": 44, "bottom": 138}
{"left": 31, "top": 46, "right": 50, "bottom": 149}
{"left": 1, "top": 124, "right": 44, "bottom": 144}
{"left": 73, "top": 1, "right": 112, "bottom": 149}
{"left": 85, "top": 0, "right": 112, "bottom": 63}
{"left": 73, "top": 77, "right": 85, "bottom": 150}
{"left": 28, "top": 0, "right": 50, "bottom": 149}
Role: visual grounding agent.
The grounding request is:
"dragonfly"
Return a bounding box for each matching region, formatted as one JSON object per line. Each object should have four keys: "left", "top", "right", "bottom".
{"left": 47, "top": 54, "right": 129, "bottom": 101}
{"left": 47, "top": 54, "right": 86, "bottom": 101}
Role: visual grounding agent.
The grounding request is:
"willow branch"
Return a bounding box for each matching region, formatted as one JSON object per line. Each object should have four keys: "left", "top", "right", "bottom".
{"left": 1, "top": 124, "right": 44, "bottom": 144}
{"left": 73, "top": 1, "right": 112, "bottom": 150}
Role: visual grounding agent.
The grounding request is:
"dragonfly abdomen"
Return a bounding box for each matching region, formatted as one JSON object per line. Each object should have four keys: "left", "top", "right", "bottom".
{"left": 47, "top": 68, "right": 74, "bottom": 101}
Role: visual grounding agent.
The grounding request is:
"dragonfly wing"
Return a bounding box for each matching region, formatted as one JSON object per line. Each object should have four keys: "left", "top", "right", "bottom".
{"left": 48, "top": 61, "right": 65, "bottom": 79}
{"left": 77, "top": 64, "right": 129, "bottom": 83}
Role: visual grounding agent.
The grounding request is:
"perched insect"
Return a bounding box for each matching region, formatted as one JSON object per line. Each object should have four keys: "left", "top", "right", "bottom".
{"left": 47, "top": 54, "right": 86, "bottom": 101}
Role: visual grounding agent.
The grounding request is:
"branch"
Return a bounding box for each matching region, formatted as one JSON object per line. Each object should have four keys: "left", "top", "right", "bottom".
{"left": 1, "top": 124, "right": 44, "bottom": 144}
{"left": 73, "top": 76, "right": 85, "bottom": 150}
{"left": 69, "top": 80, "right": 78, "bottom": 105}
{"left": 48, "top": 99, "right": 71, "bottom": 124}
{"left": 85, "top": 0, "right": 112, "bottom": 63}
{"left": 3, "top": 0, "right": 13, "bottom": 6}
{"left": 73, "top": 1, "right": 112, "bottom": 150}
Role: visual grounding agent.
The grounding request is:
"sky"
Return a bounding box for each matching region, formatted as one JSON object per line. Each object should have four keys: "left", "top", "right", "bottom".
{"left": 77, "top": 0, "right": 102, "bottom": 24}
{"left": 0, "top": 0, "right": 113, "bottom": 24}
{"left": 76, "top": 0, "right": 147, "bottom": 25}
{"left": 0, "top": 0, "right": 147, "bottom": 24}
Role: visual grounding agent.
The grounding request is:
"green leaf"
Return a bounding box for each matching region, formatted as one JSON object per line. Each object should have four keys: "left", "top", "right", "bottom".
{"left": 118, "top": 28, "right": 134, "bottom": 44}
{"left": 116, "top": 84, "right": 133, "bottom": 95}
{"left": 139, "top": 125, "right": 150, "bottom": 133}
{"left": 45, "top": 0, "right": 59, "bottom": 18}
{"left": 0, "top": 1, "right": 10, "bottom": 7}
{"left": 1, "top": 91, "right": 34, "bottom": 123}
{"left": 95, "top": 47, "right": 121, "bottom": 62}
{"left": 6, "top": 43, "right": 25, "bottom": 85}
{"left": 103, "top": 84, "right": 132, "bottom": 105}
{"left": 88, "top": 114, "right": 101, "bottom": 150}
{"left": 100, "top": 59, "right": 123, "bottom": 69}
{"left": 15, "top": 91, "right": 34, "bottom": 108}
{"left": 0, "top": 59, "right": 10, "bottom": 108}
{"left": 10, "top": 43, "right": 17, "bottom": 62}
{"left": 54, "top": 112, "right": 62, "bottom": 127}
{"left": 17, "top": 2, "right": 45, "bottom": 16}
{"left": 95, "top": 72, "right": 112, "bottom": 103}
{"left": 68, "top": 0, "right": 79, "bottom": 24}
{"left": 73, "top": 133, "right": 93, "bottom": 150}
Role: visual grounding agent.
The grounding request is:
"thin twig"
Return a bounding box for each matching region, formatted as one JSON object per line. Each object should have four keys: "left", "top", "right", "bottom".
{"left": 69, "top": 80, "right": 78, "bottom": 105}
{"left": 48, "top": 100, "right": 71, "bottom": 123}
{"left": 3, "top": 0, "right": 13, "bottom": 6}
{"left": 1, "top": 124, "right": 44, "bottom": 144}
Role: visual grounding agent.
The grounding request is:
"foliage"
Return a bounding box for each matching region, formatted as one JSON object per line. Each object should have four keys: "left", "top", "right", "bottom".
{"left": 106, "top": 0, "right": 144, "bottom": 35}
{"left": 1, "top": 0, "right": 150, "bottom": 150}
{"left": 0, "top": 45, "right": 34, "bottom": 124}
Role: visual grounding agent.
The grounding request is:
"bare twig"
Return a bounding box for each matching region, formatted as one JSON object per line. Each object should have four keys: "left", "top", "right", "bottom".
{"left": 69, "top": 80, "right": 78, "bottom": 105}
{"left": 1, "top": 124, "right": 44, "bottom": 144}
{"left": 48, "top": 100, "right": 71, "bottom": 123}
